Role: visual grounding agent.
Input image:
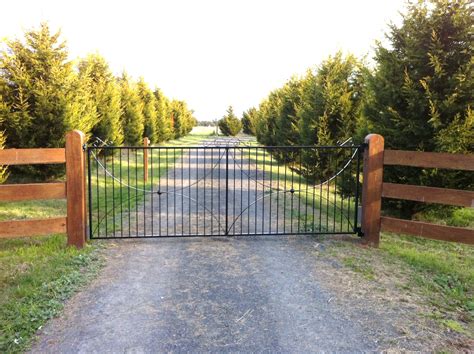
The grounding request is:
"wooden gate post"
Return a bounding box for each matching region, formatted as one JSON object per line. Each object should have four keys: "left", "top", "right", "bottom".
{"left": 66, "top": 130, "right": 86, "bottom": 248}
{"left": 361, "top": 134, "right": 384, "bottom": 247}
{"left": 143, "top": 137, "right": 150, "bottom": 182}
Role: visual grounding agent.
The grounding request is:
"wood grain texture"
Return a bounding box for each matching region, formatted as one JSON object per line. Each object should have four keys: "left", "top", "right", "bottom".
{"left": 381, "top": 216, "right": 473, "bottom": 245}
{"left": 382, "top": 183, "right": 474, "bottom": 208}
{"left": 361, "top": 134, "right": 385, "bottom": 247}
{"left": 0, "top": 182, "right": 66, "bottom": 201}
{"left": 384, "top": 150, "right": 474, "bottom": 171}
{"left": 0, "top": 217, "right": 67, "bottom": 238}
{"left": 66, "top": 130, "right": 86, "bottom": 248}
{"left": 0, "top": 148, "right": 66, "bottom": 165}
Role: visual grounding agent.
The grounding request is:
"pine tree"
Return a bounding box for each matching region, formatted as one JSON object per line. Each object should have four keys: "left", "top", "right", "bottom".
{"left": 118, "top": 72, "right": 144, "bottom": 145}
{"left": 153, "top": 88, "right": 173, "bottom": 142}
{"left": 77, "top": 53, "right": 123, "bottom": 144}
{"left": 242, "top": 107, "right": 257, "bottom": 135}
{"left": 136, "top": 78, "right": 158, "bottom": 143}
{"left": 170, "top": 100, "right": 196, "bottom": 138}
{"left": 364, "top": 0, "right": 473, "bottom": 215}
{"left": 218, "top": 106, "right": 242, "bottom": 136}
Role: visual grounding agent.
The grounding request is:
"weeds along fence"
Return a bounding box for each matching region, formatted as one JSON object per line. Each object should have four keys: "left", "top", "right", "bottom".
{"left": 361, "top": 134, "right": 474, "bottom": 246}
{"left": 0, "top": 130, "right": 86, "bottom": 248}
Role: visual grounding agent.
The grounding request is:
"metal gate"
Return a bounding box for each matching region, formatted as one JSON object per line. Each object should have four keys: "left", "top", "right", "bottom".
{"left": 87, "top": 139, "right": 364, "bottom": 239}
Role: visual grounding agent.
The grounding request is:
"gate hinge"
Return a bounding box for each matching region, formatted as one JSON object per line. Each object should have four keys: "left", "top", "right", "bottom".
{"left": 82, "top": 144, "right": 87, "bottom": 151}
{"left": 354, "top": 227, "right": 364, "bottom": 237}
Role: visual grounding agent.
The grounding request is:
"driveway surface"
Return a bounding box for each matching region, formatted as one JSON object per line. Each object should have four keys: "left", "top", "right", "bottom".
{"left": 33, "top": 236, "right": 392, "bottom": 353}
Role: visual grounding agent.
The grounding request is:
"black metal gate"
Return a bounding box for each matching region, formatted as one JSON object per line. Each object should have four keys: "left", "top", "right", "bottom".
{"left": 87, "top": 139, "right": 364, "bottom": 239}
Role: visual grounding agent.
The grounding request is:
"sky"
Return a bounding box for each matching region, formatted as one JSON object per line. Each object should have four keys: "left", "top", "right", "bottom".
{"left": 1, "top": 0, "right": 405, "bottom": 121}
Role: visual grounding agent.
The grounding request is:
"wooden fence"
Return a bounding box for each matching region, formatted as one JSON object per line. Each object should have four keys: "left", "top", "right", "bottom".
{"left": 361, "top": 134, "right": 474, "bottom": 246}
{"left": 0, "top": 130, "right": 86, "bottom": 248}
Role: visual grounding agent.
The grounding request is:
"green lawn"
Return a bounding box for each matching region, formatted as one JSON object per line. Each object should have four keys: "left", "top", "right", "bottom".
{"left": 0, "top": 129, "right": 214, "bottom": 353}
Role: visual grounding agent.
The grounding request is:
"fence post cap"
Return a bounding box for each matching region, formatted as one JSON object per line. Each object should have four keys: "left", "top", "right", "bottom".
{"left": 364, "top": 133, "right": 384, "bottom": 144}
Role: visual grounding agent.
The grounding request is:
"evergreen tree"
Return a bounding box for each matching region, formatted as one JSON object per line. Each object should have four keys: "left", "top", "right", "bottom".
{"left": 218, "top": 106, "right": 242, "bottom": 136}
{"left": 153, "top": 88, "right": 173, "bottom": 142}
{"left": 0, "top": 23, "right": 96, "bottom": 148}
{"left": 136, "top": 78, "right": 158, "bottom": 143}
{"left": 169, "top": 100, "right": 196, "bottom": 138}
{"left": 77, "top": 53, "right": 123, "bottom": 144}
{"left": 364, "top": 0, "right": 473, "bottom": 214}
{"left": 118, "top": 72, "right": 144, "bottom": 145}
{"left": 242, "top": 107, "right": 257, "bottom": 135}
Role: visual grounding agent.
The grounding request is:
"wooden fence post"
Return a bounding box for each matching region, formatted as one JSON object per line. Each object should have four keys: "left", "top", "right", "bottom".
{"left": 143, "top": 137, "right": 150, "bottom": 182}
{"left": 361, "top": 134, "right": 384, "bottom": 247}
{"left": 66, "top": 130, "right": 86, "bottom": 248}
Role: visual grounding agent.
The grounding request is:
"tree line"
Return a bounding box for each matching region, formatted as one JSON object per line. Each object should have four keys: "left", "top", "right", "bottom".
{"left": 241, "top": 0, "right": 473, "bottom": 216}
{"left": 0, "top": 23, "right": 196, "bottom": 178}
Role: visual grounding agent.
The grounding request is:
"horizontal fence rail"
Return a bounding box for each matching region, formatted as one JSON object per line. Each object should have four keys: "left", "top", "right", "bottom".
{"left": 374, "top": 144, "right": 473, "bottom": 245}
{"left": 0, "top": 130, "right": 86, "bottom": 247}
{"left": 0, "top": 148, "right": 66, "bottom": 165}
{"left": 88, "top": 143, "right": 364, "bottom": 239}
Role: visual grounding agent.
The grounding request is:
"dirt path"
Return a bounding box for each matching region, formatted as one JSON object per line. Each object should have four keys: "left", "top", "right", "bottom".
{"left": 31, "top": 137, "right": 442, "bottom": 352}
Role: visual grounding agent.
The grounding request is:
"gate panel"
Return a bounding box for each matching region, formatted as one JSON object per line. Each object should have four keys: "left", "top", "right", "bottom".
{"left": 87, "top": 141, "right": 363, "bottom": 238}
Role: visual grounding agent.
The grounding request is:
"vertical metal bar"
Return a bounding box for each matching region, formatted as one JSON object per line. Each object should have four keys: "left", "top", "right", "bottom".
{"left": 112, "top": 149, "right": 116, "bottom": 237}
{"left": 218, "top": 147, "right": 221, "bottom": 234}
{"left": 174, "top": 148, "right": 177, "bottom": 236}
{"left": 262, "top": 148, "right": 265, "bottom": 233}
{"left": 319, "top": 164, "right": 323, "bottom": 233}
{"left": 135, "top": 148, "right": 138, "bottom": 237}
{"left": 181, "top": 147, "right": 184, "bottom": 236}
{"left": 247, "top": 148, "right": 251, "bottom": 234}
{"left": 211, "top": 147, "right": 214, "bottom": 235}
{"left": 276, "top": 151, "right": 280, "bottom": 234}
{"left": 166, "top": 149, "right": 169, "bottom": 236}
{"left": 347, "top": 147, "right": 353, "bottom": 232}
{"left": 354, "top": 145, "right": 362, "bottom": 232}
{"left": 290, "top": 150, "right": 295, "bottom": 233}
{"left": 87, "top": 148, "right": 93, "bottom": 239}
{"left": 127, "top": 148, "right": 131, "bottom": 237}
{"left": 120, "top": 148, "right": 123, "bottom": 237}
{"left": 233, "top": 147, "right": 236, "bottom": 235}
{"left": 240, "top": 147, "right": 243, "bottom": 234}
{"left": 143, "top": 148, "right": 146, "bottom": 237}
{"left": 158, "top": 148, "right": 162, "bottom": 236}
{"left": 283, "top": 153, "right": 288, "bottom": 233}
{"left": 333, "top": 154, "right": 337, "bottom": 233}
{"left": 269, "top": 149, "right": 273, "bottom": 234}
{"left": 203, "top": 148, "right": 206, "bottom": 235}
{"left": 255, "top": 147, "right": 258, "bottom": 234}
{"left": 225, "top": 147, "right": 229, "bottom": 235}
{"left": 297, "top": 150, "right": 302, "bottom": 233}
{"left": 189, "top": 148, "right": 191, "bottom": 235}
{"left": 151, "top": 147, "right": 154, "bottom": 236}
{"left": 304, "top": 149, "right": 309, "bottom": 232}
{"left": 104, "top": 149, "right": 108, "bottom": 237}
{"left": 95, "top": 149, "right": 100, "bottom": 238}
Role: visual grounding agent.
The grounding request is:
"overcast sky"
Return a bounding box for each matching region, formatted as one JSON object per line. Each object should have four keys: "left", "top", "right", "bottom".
{"left": 1, "top": 0, "right": 405, "bottom": 121}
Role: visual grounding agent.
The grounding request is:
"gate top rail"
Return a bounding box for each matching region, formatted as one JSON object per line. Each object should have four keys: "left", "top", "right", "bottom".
{"left": 89, "top": 144, "right": 363, "bottom": 150}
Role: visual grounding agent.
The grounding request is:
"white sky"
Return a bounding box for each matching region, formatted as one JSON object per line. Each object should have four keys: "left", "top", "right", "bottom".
{"left": 1, "top": 0, "right": 405, "bottom": 121}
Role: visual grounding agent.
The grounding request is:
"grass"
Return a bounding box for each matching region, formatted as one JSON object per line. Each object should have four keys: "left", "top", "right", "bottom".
{"left": 326, "top": 226, "right": 473, "bottom": 338}
{"left": 0, "top": 128, "right": 214, "bottom": 353}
